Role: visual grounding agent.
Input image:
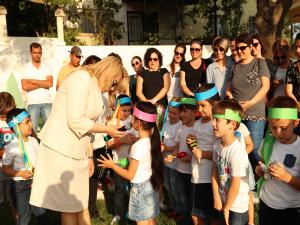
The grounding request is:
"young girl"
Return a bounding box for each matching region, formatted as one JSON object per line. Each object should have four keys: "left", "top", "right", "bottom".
{"left": 161, "top": 97, "right": 182, "bottom": 216}
{"left": 187, "top": 84, "right": 220, "bottom": 225}
{"left": 99, "top": 101, "right": 163, "bottom": 225}
{"left": 2, "top": 108, "right": 46, "bottom": 225}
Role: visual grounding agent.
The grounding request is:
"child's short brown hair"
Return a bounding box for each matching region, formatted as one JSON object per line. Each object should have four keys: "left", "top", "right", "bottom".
{"left": 213, "top": 99, "right": 244, "bottom": 130}
{"left": 268, "top": 96, "right": 297, "bottom": 109}
{"left": 0, "top": 92, "right": 16, "bottom": 116}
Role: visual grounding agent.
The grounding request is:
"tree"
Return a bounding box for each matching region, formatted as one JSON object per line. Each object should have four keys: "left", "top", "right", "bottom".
{"left": 255, "top": 0, "right": 294, "bottom": 57}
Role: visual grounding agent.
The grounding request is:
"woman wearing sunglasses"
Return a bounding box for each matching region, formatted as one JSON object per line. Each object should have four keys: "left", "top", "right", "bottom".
{"left": 136, "top": 48, "right": 170, "bottom": 107}
{"left": 130, "top": 56, "right": 144, "bottom": 104}
{"left": 167, "top": 43, "right": 186, "bottom": 101}
{"left": 226, "top": 33, "right": 270, "bottom": 166}
{"left": 180, "top": 39, "right": 208, "bottom": 96}
{"left": 269, "top": 40, "right": 291, "bottom": 99}
{"left": 206, "top": 37, "right": 232, "bottom": 99}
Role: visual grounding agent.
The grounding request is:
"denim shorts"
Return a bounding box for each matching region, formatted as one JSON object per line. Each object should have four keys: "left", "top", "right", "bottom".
{"left": 128, "top": 179, "right": 159, "bottom": 221}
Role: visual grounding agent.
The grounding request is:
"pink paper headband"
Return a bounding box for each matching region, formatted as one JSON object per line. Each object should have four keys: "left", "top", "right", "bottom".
{"left": 133, "top": 107, "right": 157, "bottom": 123}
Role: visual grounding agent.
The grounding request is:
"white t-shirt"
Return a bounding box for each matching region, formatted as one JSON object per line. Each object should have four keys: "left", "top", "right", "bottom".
{"left": 130, "top": 137, "right": 152, "bottom": 183}
{"left": 2, "top": 136, "right": 39, "bottom": 181}
{"left": 167, "top": 64, "right": 183, "bottom": 101}
{"left": 174, "top": 124, "right": 194, "bottom": 174}
{"left": 260, "top": 137, "right": 300, "bottom": 209}
{"left": 192, "top": 119, "right": 217, "bottom": 183}
{"left": 111, "top": 116, "right": 138, "bottom": 162}
{"left": 163, "top": 120, "right": 182, "bottom": 169}
{"left": 21, "top": 61, "right": 52, "bottom": 105}
{"left": 213, "top": 139, "right": 249, "bottom": 213}
{"left": 234, "top": 122, "right": 250, "bottom": 149}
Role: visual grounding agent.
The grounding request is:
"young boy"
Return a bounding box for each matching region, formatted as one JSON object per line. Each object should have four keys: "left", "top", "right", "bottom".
{"left": 166, "top": 97, "right": 197, "bottom": 225}
{"left": 255, "top": 96, "right": 300, "bottom": 225}
{"left": 212, "top": 100, "right": 249, "bottom": 225}
{"left": 0, "top": 92, "right": 15, "bottom": 206}
{"left": 107, "top": 95, "right": 138, "bottom": 224}
{"left": 161, "top": 98, "right": 182, "bottom": 216}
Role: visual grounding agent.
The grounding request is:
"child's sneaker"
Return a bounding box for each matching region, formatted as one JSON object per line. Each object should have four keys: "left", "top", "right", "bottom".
{"left": 110, "top": 215, "right": 121, "bottom": 225}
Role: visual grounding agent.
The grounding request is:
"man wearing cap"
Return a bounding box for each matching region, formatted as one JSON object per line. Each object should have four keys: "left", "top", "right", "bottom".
{"left": 56, "top": 46, "right": 82, "bottom": 90}
{"left": 21, "top": 42, "right": 53, "bottom": 132}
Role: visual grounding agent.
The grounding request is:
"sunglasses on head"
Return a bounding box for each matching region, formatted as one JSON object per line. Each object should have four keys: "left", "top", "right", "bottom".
{"left": 149, "top": 58, "right": 158, "bottom": 62}
{"left": 214, "top": 47, "right": 225, "bottom": 52}
{"left": 190, "top": 48, "right": 201, "bottom": 52}
{"left": 252, "top": 42, "right": 260, "bottom": 48}
{"left": 274, "top": 55, "right": 288, "bottom": 61}
{"left": 131, "top": 61, "right": 140, "bottom": 67}
{"left": 236, "top": 46, "right": 249, "bottom": 52}
{"left": 175, "top": 51, "right": 184, "bottom": 57}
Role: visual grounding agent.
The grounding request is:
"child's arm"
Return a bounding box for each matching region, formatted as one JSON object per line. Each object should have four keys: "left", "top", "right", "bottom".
{"left": 192, "top": 148, "right": 213, "bottom": 160}
{"left": 163, "top": 144, "right": 177, "bottom": 152}
{"left": 212, "top": 162, "right": 222, "bottom": 211}
{"left": 244, "top": 134, "right": 254, "bottom": 154}
{"left": 2, "top": 165, "right": 32, "bottom": 179}
{"left": 164, "top": 142, "right": 179, "bottom": 163}
{"left": 98, "top": 154, "right": 138, "bottom": 181}
{"left": 268, "top": 163, "right": 300, "bottom": 191}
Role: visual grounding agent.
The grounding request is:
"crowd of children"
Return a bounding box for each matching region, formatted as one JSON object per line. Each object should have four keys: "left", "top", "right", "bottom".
{"left": 1, "top": 84, "right": 300, "bottom": 225}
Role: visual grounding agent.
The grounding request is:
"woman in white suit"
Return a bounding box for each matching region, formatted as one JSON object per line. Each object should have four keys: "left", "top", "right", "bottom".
{"left": 30, "top": 56, "right": 127, "bottom": 225}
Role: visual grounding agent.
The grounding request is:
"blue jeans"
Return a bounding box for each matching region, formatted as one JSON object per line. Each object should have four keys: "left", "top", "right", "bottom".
{"left": 27, "top": 103, "right": 52, "bottom": 132}
{"left": 173, "top": 171, "right": 192, "bottom": 225}
{"left": 242, "top": 120, "right": 266, "bottom": 165}
{"left": 10, "top": 180, "right": 46, "bottom": 225}
{"left": 163, "top": 165, "right": 177, "bottom": 211}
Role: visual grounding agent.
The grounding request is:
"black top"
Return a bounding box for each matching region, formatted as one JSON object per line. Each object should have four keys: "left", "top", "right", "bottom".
{"left": 180, "top": 59, "right": 207, "bottom": 93}
{"left": 129, "top": 75, "right": 139, "bottom": 104}
{"left": 141, "top": 68, "right": 168, "bottom": 106}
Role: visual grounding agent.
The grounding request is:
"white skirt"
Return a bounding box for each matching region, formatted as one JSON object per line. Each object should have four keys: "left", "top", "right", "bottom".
{"left": 30, "top": 144, "right": 89, "bottom": 213}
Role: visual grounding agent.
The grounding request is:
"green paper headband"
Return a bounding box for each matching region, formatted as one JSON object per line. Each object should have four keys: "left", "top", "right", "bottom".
{"left": 180, "top": 97, "right": 197, "bottom": 106}
{"left": 213, "top": 109, "right": 241, "bottom": 122}
{"left": 268, "top": 107, "right": 298, "bottom": 120}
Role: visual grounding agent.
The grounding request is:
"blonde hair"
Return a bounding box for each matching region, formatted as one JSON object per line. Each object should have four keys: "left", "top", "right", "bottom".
{"left": 212, "top": 36, "right": 229, "bottom": 52}
{"left": 83, "top": 56, "right": 128, "bottom": 92}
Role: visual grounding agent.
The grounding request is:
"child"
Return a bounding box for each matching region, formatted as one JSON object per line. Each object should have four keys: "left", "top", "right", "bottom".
{"left": 2, "top": 108, "right": 46, "bottom": 225}
{"left": 106, "top": 94, "right": 138, "bottom": 224}
{"left": 165, "top": 97, "right": 197, "bottom": 225}
{"left": 0, "top": 92, "right": 16, "bottom": 206}
{"left": 212, "top": 100, "right": 249, "bottom": 225}
{"left": 161, "top": 97, "right": 182, "bottom": 216}
{"left": 255, "top": 96, "right": 300, "bottom": 225}
{"left": 99, "top": 101, "right": 163, "bottom": 224}
{"left": 188, "top": 84, "right": 220, "bottom": 225}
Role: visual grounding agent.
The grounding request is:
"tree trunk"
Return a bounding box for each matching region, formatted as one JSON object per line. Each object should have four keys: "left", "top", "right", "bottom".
{"left": 255, "top": 0, "right": 293, "bottom": 58}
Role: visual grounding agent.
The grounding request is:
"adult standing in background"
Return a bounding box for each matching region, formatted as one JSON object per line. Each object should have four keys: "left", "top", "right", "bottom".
{"left": 30, "top": 56, "right": 127, "bottom": 225}
{"left": 21, "top": 42, "right": 53, "bottom": 132}
{"left": 167, "top": 43, "right": 186, "bottom": 101}
{"left": 226, "top": 33, "right": 270, "bottom": 165}
{"left": 130, "top": 56, "right": 143, "bottom": 104}
{"left": 229, "top": 38, "right": 240, "bottom": 64}
{"left": 286, "top": 33, "right": 300, "bottom": 106}
{"left": 56, "top": 46, "right": 83, "bottom": 90}
{"left": 136, "top": 48, "right": 170, "bottom": 107}
{"left": 180, "top": 39, "right": 208, "bottom": 96}
{"left": 206, "top": 37, "right": 232, "bottom": 99}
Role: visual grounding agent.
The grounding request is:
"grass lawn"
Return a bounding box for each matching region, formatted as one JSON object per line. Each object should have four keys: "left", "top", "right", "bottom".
{"left": 0, "top": 200, "right": 176, "bottom": 225}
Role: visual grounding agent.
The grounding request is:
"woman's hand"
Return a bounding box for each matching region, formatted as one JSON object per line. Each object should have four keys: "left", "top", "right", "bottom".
{"left": 105, "top": 125, "right": 125, "bottom": 138}
{"left": 88, "top": 158, "right": 94, "bottom": 177}
{"left": 240, "top": 100, "right": 253, "bottom": 111}
{"left": 120, "top": 133, "right": 137, "bottom": 145}
{"left": 98, "top": 154, "right": 115, "bottom": 169}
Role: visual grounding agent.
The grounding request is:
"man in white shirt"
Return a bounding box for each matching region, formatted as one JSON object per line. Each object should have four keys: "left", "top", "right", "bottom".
{"left": 21, "top": 42, "right": 53, "bottom": 132}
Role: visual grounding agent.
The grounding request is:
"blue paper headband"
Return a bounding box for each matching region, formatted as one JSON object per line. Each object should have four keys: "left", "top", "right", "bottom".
{"left": 169, "top": 101, "right": 181, "bottom": 108}
{"left": 195, "top": 86, "right": 218, "bottom": 101}
{"left": 8, "top": 111, "right": 30, "bottom": 128}
{"left": 118, "top": 97, "right": 132, "bottom": 105}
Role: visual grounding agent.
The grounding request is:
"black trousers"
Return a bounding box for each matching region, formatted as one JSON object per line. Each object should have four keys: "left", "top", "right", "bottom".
{"left": 259, "top": 200, "right": 300, "bottom": 225}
